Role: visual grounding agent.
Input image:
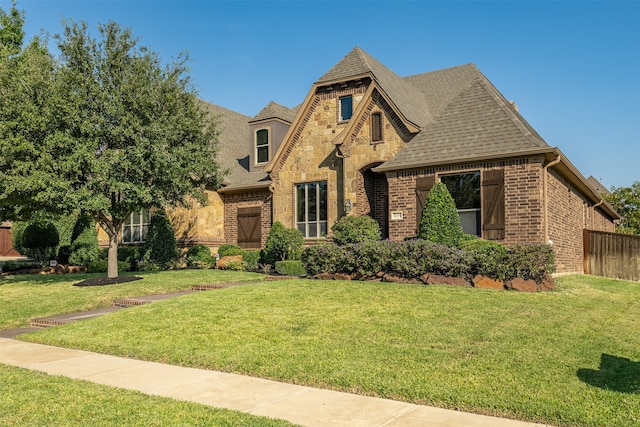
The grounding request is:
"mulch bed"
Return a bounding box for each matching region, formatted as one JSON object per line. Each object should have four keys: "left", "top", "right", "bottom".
{"left": 73, "top": 276, "right": 143, "bottom": 287}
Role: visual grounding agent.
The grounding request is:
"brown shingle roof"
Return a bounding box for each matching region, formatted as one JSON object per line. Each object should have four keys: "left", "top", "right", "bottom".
{"left": 251, "top": 101, "right": 298, "bottom": 124}
{"left": 201, "top": 102, "right": 270, "bottom": 191}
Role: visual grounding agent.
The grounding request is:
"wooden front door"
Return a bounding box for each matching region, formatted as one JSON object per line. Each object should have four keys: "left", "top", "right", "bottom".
{"left": 237, "top": 207, "right": 262, "bottom": 249}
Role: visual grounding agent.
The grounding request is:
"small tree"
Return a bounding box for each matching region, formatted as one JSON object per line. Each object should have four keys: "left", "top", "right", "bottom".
{"left": 68, "top": 212, "right": 100, "bottom": 266}
{"left": 143, "top": 209, "right": 178, "bottom": 269}
{"left": 22, "top": 222, "right": 59, "bottom": 262}
{"left": 418, "top": 182, "right": 464, "bottom": 247}
{"left": 331, "top": 215, "right": 381, "bottom": 245}
{"left": 263, "top": 221, "right": 304, "bottom": 264}
{"left": 605, "top": 181, "right": 640, "bottom": 235}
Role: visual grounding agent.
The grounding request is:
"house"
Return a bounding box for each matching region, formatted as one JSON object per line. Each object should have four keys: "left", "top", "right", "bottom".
{"left": 107, "top": 47, "right": 620, "bottom": 274}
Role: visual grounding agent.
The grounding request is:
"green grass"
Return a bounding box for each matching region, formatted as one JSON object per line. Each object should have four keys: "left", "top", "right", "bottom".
{"left": 0, "top": 363, "right": 296, "bottom": 426}
{"left": 0, "top": 269, "right": 264, "bottom": 329}
{"left": 10, "top": 273, "right": 640, "bottom": 426}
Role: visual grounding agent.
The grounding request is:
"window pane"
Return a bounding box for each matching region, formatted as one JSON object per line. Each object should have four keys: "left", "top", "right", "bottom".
{"left": 257, "top": 145, "right": 269, "bottom": 163}
{"left": 319, "top": 182, "right": 327, "bottom": 221}
{"left": 308, "top": 184, "right": 317, "bottom": 221}
{"left": 297, "top": 223, "right": 306, "bottom": 235}
{"left": 459, "top": 210, "right": 480, "bottom": 236}
{"left": 296, "top": 185, "right": 306, "bottom": 223}
{"left": 132, "top": 210, "right": 141, "bottom": 225}
{"left": 141, "top": 224, "right": 149, "bottom": 241}
{"left": 308, "top": 223, "right": 317, "bottom": 238}
{"left": 256, "top": 129, "right": 269, "bottom": 146}
{"left": 123, "top": 225, "right": 131, "bottom": 243}
{"left": 320, "top": 221, "right": 327, "bottom": 237}
{"left": 441, "top": 172, "right": 480, "bottom": 209}
{"left": 132, "top": 225, "right": 140, "bottom": 242}
{"left": 142, "top": 209, "right": 150, "bottom": 224}
{"left": 340, "top": 96, "right": 352, "bottom": 121}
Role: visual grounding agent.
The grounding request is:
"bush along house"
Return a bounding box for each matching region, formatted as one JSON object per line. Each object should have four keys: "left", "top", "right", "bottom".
{"left": 103, "top": 47, "right": 619, "bottom": 274}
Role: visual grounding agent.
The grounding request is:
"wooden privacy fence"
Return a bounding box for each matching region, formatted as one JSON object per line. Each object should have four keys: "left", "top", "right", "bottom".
{"left": 583, "top": 229, "right": 640, "bottom": 282}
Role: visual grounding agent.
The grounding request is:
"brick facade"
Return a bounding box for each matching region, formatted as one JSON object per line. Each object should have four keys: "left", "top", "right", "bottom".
{"left": 223, "top": 190, "right": 272, "bottom": 248}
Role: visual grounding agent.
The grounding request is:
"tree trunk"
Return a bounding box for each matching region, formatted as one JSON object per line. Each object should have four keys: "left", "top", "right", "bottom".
{"left": 107, "top": 229, "right": 119, "bottom": 279}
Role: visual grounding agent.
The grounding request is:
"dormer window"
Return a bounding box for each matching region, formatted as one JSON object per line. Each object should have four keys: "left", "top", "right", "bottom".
{"left": 255, "top": 128, "right": 270, "bottom": 164}
{"left": 339, "top": 96, "right": 353, "bottom": 121}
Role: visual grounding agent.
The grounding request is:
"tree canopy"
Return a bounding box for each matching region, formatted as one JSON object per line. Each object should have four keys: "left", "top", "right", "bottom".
{"left": 0, "top": 9, "right": 224, "bottom": 277}
{"left": 605, "top": 181, "right": 640, "bottom": 235}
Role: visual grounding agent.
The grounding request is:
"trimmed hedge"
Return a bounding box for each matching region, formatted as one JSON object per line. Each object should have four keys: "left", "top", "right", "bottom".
{"left": 275, "top": 260, "right": 306, "bottom": 276}
{"left": 185, "top": 245, "right": 215, "bottom": 269}
{"left": 301, "top": 239, "right": 555, "bottom": 282}
{"left": 331, "top": 215, "right": 381, "bottom": 246}
{"left": 218, "top": 244, "right": 242, "bottom": 258}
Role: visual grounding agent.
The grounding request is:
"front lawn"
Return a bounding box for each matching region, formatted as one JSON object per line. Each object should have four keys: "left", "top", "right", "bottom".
{"left": 0, "top": 269, "right": 264, "bottom": 329}
{"left": 0, "top": 363, "right": 296, "bottom": 426}
{"left": 17, "top": 274, "right": 640, "bottom": 426}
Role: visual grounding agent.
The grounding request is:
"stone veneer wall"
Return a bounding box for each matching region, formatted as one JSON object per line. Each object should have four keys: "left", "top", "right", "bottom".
{"left": 223, "top": 190, "right": 272, "bottom": 248}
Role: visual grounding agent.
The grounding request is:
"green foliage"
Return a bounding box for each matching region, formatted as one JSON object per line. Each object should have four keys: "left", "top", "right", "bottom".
{"left": 418, "top": 182, "right": 464, "bottom": 247}
{"left": 0, "top": 0, "right": 24, "bottom": 56}
{"left": 0, "top": 20, "right": 224, "bottom": 279}
{"left": 242, "top": 250, "right": 261, "bottom": 272}
{"left": 331, "top": 215, "right": 381, "bottom": 246}
{"left": 143, "top": 210, "right": 178, "bottom": 270}
{"left": 224, "top": 259, "right": 245, "bottom": 271}
{"left": 21, "top": 222, "right": 59, "bottom": 262}
{"left": 263, "top": 221, "right": 304, "bottom": 263}
{"left": 87, "top": 260, "right": 131, "bottom": 274}
{"left": 68, "top": 213, "right": 100, "bottom": 266}
{"left": 300, "top": 243, "right": 343, "bottom": 276}
{"left": 217, "top": 244, "right": 242, "bottom": 258}
{"left": 115, "top": 246, "right": 143, "bottom": 272}
{"left": 275, "top": 260, "right": 306, "bottom": 276}
{"left": 460, "top": 239, "right": 508, "bottom": 280}
{"left": 185, "top": 245, "right": 214, "bottom": 269}
{"left": 605, "top": 181, "right": 640, "bottom": 235}
{"left": 503, "top": 243, "right": 555, "bottom": 282}
{"left": 0, "top": 260, "right": 40, "bottom": 272}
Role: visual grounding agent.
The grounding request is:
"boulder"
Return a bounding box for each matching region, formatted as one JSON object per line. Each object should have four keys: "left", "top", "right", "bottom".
{"left": 334, "top": 272, "right": 354, "bottom": 281}
{"left": 383, "top": 273, "right": 420, "bottom": 284}
{"left": 537, "top": 273, "right": 556, "bottom": 291}
{"left": 507, "top": 277, "right": 537, "bottom": 292}
{"left": 472, "top": 275, "right": 504, "bottom": 290}
{"left": 311, "top": 272, "right": 335, "bottom": 280}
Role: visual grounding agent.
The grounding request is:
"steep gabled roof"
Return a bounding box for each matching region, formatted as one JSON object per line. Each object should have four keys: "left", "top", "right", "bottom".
{"left": 201, "top": 102, "right": 270, "bottom": 191}
{"left": 317, "top": 47, "right": 431, "bottom": 128}
{"left": 251, "top": 101, "right": 298, "bottom": 124}
{"left": 376, "top": 71, "right": 550, "bottom": 172}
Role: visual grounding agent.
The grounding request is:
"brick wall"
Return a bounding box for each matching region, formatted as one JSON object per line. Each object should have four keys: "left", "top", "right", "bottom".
{"left": 223, "top": 190, "right": 272, "bottom": 248}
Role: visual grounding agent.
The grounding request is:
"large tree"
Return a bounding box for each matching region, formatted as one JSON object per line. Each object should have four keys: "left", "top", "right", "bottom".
{"left": 605, "top": 181, "right": 640, "bottom": 235}
{"left": 0, "top": 18, "right": 223, "bottom": 278}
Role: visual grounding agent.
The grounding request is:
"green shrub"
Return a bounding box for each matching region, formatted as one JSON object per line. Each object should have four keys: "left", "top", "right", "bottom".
{"left": 68, "top": 213, "right": 100, "bottom": 266}
{"left": 224, "top": 259, "right": 245, "bottom": 271}
{"left": 185, "top": 245, "right": 214, "bottom": 268}
{"left": 217, "top": 243, "right": 242, "bottom": 258}
{"left": 0, "top": 261, "right": 40, "bottom": 272}
{"left": 56, "top": 245, "right": 71, "bottom": 265}
{"left": 331, "top": 215, "right": 381, "bottom": 246}
{"left": 418, "top": 182, "right": 464, "bottom": 248}
{"left": 117, "top": 246, "right": 143, "bottom": 272}
{"left": 143, "top": 209, "right": 178, "bottom": 269}
{"left": 461, "top": 239, "right": 508, "bottom": 280}
{"left": 22, "top": 222, "right": 60, "bottom": 262}
{"left": 275, "top": 260, "right": 306, "bottom": 276}
{"left": 504, "top": 244, "right": 555, "bottom": 281}
{"left": 242, "top": 250, "right": 261, "bottom": 271}
{"left": 301, "top": 243, "right": 343, "bottom": 275}
{"left": 87, "top": 260, "right": 131, "bottom": 273}
{"left": 263, "top": 221, "right": 304, "bottom": 263}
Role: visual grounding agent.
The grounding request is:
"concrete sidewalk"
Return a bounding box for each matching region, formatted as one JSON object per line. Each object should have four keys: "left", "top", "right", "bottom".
{"left": 0, "top": 338, "right": 548, "bottom": 427}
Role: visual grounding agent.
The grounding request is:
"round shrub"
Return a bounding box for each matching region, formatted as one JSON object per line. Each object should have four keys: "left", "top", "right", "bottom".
{"left": 186, "top": 244, "right": 214, "bottom": 268}
{"left": 301, "top": 243, "right": 344, "bottom": 275}
{"left": 22, "top": 222, "right": 60, "bottom": 262}
{"left": 218, "top": 243, "right": 242, "bottom": 258}
{"left": 275, "top": 260, "right": 306, "bottom": 276}
{"left": 331, "top": 215, "right": 381, "bottom": 246}
{"left": 242, "top": 250, "right": 261, "bottom": 271}
{"left": 418, "top": 182, "right": 464, "bottom": 248}
{"left": 143, "top": 209, "right": 178, "bottom": 269}
{"left": 461, "top": 239, "right": 508, "bottom": 279}
{"left": 263, "top": 221, "right": 304, "bottom": 264}
{"left": 504, "top": 243, "right": 556, "bottom": 281}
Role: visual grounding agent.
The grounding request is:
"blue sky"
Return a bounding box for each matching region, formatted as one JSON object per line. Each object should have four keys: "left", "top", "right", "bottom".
{"left": 9, "top": 0, "right": 640, "bottom": 189}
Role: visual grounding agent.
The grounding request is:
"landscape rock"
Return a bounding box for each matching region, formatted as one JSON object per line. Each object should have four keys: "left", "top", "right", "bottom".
{"left": 507, "top": 277, "right": 538, "bottom": 292}
{"left": 472, "top": 275, "right": 504, "bottom": 290}
{"left": 383, "top": 273, "right": 420, "bottom": 284}
{"left": 311, "top": 272, "right": 335, "bottom": 280}
{"left": 537, "top": 273, "right": 556, "bottom": 291}
{"left": 334, "top": 273, "right": 354, "bottom": 281}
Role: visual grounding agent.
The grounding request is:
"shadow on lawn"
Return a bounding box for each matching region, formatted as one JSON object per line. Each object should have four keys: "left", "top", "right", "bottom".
{"left": 577, "top": 353, "right": 640, "bottom": 394}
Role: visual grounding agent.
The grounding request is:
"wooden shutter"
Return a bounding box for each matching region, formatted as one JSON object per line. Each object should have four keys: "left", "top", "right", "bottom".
{"left": 482, "top": 169, "right": 505, "bottom": 240}
{"left": 371, "top": 112, "right": 383, "bottom": 142}
{"left": 237, "top": 207, "right": 262, "bottom": 249}
{"left": 415, "top": 176, "right": 436, "bottom": 230}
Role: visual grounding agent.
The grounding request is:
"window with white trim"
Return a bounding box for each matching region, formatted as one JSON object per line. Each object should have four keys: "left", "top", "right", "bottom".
{"left": 255, "top": 128, "right": 270, "bottom": 164}
{"left": 122, "top": 209, "right": 150, "bottom": 243}
{"left": 296, "top": 181, "right": 328, "bottom": 238}
{"left": 339, "top": 96, "right": 353, "bottom": 121}
{"left": 440, "top": 172, "right": 481, "bottom": 236}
